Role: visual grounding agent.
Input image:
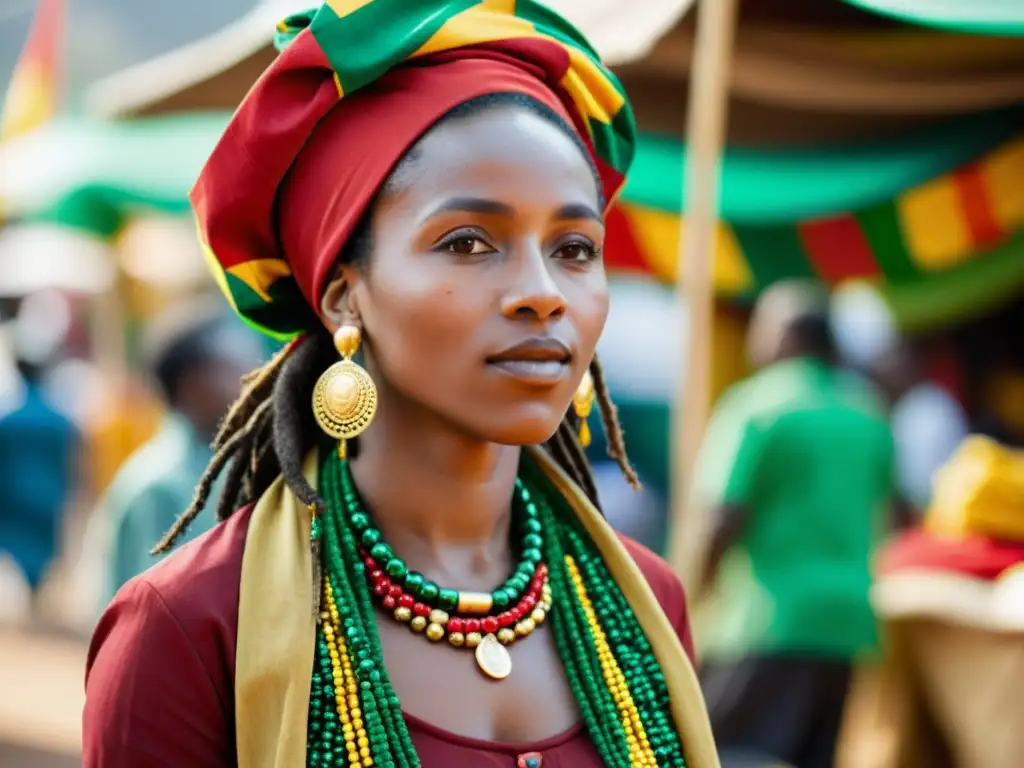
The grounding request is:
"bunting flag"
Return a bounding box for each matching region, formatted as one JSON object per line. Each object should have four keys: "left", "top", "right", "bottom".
{"left": 606, "top": 130, "right": 1024, "bottom": 297}
{"left": 1, "top": 0, "right": 65, "bottom": 140}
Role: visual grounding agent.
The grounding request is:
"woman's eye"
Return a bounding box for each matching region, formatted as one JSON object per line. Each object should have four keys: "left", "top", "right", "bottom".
{"left": 556, "top": 241, "right": 600, "bottom": 263}
{"left": 444, "top": 236, "right": 494, "bottom": 256}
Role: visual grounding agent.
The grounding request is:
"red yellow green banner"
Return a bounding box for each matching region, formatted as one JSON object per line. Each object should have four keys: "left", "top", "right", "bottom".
{"left": 607, "top": 130, "right": 1024, "bottom": 297}
{"left": 0, "top": 0, "right": 64, "bottom": 140}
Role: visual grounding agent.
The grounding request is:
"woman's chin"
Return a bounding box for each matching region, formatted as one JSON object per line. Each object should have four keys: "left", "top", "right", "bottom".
{"left": 479, "top": 407, "right": 571, "bottom": 447}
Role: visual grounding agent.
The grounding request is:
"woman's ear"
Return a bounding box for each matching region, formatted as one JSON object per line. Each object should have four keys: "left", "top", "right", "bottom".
{"left": 320, "top": 264, "right": 361, "bottom": 333}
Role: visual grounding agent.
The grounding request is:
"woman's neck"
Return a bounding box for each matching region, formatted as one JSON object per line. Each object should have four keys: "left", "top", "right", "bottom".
{"left": 347, "top": 396, "right": 522, "bottom": 577}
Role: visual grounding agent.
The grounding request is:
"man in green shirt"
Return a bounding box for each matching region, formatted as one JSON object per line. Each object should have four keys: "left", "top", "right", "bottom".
{"left": 695, "top": 281, "right": 895, "bottom": 768}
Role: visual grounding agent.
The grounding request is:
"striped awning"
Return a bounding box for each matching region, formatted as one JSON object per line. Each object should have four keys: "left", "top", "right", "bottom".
{"left": 607, "top": 123, "right": 1024, "bottom": 298}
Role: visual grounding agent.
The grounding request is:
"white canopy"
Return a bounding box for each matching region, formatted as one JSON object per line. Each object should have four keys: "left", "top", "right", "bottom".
{"left": 86, "top": 0, "right": 696, "bottom": 118}
{"left": 0, "top": 224, "right": 115, "bottom": 297}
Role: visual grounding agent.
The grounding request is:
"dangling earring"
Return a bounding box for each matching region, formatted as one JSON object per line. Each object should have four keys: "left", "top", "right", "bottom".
{"left": 312, "top": 324, "right": 378, "bottom": 458}
{"left": 573, "top": 370, "right": 595, "bottom": 448}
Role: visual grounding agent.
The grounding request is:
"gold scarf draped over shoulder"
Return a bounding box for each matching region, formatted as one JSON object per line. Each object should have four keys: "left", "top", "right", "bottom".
{"left": 235, "top": 447, "right": 720, "bottom": 767}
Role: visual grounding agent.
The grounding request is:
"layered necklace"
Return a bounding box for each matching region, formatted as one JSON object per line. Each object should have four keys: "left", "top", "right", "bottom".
{"left": 358, "top": 473, "right": 550, "bottom": 680}
{"left": 306, "top": 451, "right": 688, "bottom": 768}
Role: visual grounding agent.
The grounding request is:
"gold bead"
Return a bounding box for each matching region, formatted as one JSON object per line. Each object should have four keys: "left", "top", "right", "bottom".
{"left": 573, "top": 369, "right": 595, "bottom": 417}
{"left": 515, "top": 618, "right": 536, "bottom": 637}
{"left": 531, "top": 607, "right": 546, "bottom": 624}
{"left": 334, "top": 324, "right": 362, "bottom": 359}
{"left": 429, "top": 609, "right": 449, "bottom": 625}
{"left": 425, "top": 622, "right": 445, "bottom": 642}
{"left": 410, "top": 616, "right": 428, "bottom": 633}
{"left": 457, "top": 591, "right": 493, "bottom": 614}
{"left": 394, "top": 607, "right": 412, "bottom": 622}
{"left": 465, "top": 632, "right": 483, "bottom": 648}
{"left": 497, "top": 628, "right": 516, "bottom": 645}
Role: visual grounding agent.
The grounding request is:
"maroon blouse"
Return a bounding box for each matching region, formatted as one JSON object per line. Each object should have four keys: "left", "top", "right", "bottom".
{"left": 83, "top": 506, "right": 695, "bottom": 768}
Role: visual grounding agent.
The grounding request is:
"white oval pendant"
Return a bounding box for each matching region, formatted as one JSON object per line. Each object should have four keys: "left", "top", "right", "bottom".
{"left": 475, "top": 633, "right": 512, "bottom": 680}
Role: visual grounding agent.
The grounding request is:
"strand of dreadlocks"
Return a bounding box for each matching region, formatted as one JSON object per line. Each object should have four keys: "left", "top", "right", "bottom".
{"left": 589, "top": 357, "right": 640, "bottom": 488}
{"left": 244, "top": 411, "right": 276, "bottom": 495}
{"left": 215, "top": 422, "right": 262, "bottom": 522}
{"left": 269, "top": 332, "right": 332, "bottom": 515}
{"left": 211, "top": 339, "right": 295, "bottom": 451}
{"left": 151, "top": 395, "right": 273, "bottom": 554}
{"left": 547, "top": 419, "right": 601, "bottom": 510}
{"left": 243, "top": 433, "right": 276, "bottom": 504}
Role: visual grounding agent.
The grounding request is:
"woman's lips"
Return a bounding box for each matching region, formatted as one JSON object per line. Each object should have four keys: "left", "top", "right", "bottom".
{"left": 486, "top": 358, "right": 570, "bottom": 384}
{"left": 486, "top": 337, "right": 573, "bottom": 385}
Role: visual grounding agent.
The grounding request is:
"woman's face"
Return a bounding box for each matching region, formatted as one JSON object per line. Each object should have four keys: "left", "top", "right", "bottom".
{"left": 323, "top": 105, "right": 608, "bottom": 445}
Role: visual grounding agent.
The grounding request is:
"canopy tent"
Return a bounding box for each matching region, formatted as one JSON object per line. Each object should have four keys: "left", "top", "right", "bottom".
{"left": 84, "top": 0, "right": 698, "bottom": 119}
{"left": 0, "top": 113, "right": 230, "bottom": 236}
{"left": 611, "top": 111, "right": 1024, "bottom": 328}
{"left": 0, "top": 223, "right": 115, "bottom": 297}
{"left": 85, "top": 1, "right": 1024, "bottom": 151}
{"left": 844, "top": 0, "right": 1024, "bottom": 36}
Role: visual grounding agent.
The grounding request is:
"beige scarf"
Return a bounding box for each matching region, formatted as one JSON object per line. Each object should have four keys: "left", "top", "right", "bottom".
{"left": 235, "top": 447, "right": 720, "bottom": 767}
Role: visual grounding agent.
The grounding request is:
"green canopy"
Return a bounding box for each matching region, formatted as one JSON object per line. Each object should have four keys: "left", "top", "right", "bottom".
{"left": 625, "top": 109, "right": 1020, "bottom": 223}
{"left": 843, "top": 0, "right": 1024, "bottom": 37}
{"left": 0, "top": 113, "right": 232, "bottom": 236}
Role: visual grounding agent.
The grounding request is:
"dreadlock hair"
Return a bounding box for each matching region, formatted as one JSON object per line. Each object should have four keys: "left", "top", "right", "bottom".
{"left": 153, "top": 92, "right": 637, "bottom": 554}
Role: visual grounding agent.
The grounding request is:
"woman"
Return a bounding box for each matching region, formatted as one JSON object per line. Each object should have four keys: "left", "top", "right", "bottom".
{"left": 83, "top": 3, "right": 717, "bottom": 767}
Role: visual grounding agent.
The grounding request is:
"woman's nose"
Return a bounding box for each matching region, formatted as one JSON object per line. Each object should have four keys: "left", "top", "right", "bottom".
{"left": 499, "top": 250, "right": 567, "bottom": 321}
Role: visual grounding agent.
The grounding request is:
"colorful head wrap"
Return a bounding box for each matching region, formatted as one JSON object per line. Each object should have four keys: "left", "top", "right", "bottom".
{"left": 192, "top": 0, "right": 636, "bottom": 340}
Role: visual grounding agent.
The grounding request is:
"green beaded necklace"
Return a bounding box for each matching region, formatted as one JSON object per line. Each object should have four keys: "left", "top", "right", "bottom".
{"left": 352, "top": 473, "right": 543, "bottom": 615}
{"left": 306, "top": 451, "right": 687, "bottom": 767}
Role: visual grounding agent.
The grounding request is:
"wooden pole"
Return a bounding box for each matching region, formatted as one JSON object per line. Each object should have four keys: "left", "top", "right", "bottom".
{"left": 666, "top": 0, "right": 740, "bottom": 589}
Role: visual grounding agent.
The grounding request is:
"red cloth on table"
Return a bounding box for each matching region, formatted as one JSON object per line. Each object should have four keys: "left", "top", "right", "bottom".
{"left": 878, "top": 525, "right": 1024, "bottom": 582}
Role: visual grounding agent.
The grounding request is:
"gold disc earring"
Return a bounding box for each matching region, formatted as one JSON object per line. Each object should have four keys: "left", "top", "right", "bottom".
{"left": 312, "top": 325, "right": 378, "bottom": 458}
{"left": 573, "top": 370, "right": 595, "bottom": 447}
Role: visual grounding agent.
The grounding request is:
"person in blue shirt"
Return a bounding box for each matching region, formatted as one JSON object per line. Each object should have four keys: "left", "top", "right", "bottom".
{"left": 0, "top": 290, "right": 80, "bottom": 612}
